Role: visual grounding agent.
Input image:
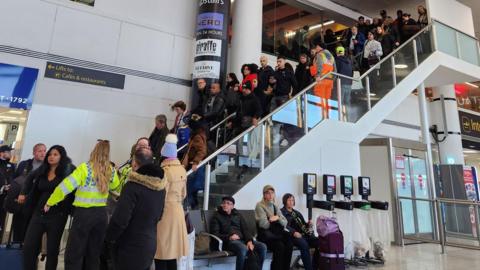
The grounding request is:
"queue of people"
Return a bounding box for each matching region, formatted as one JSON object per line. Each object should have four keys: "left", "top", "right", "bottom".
{"left": 0, "top": 129, "right": 191, "bottom": 270}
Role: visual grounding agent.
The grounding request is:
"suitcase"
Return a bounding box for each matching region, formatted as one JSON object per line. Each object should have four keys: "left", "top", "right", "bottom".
{"left": 318, "top": 231, "right": 345, "bottom": 270}
{"left": 0, "top": 213, "right": 23, "bottom": 269}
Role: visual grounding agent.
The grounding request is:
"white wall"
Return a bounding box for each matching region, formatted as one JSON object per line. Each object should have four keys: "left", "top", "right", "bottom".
{"left": 234, "top": 120, "right": 362, "bottom": 214}
{"left": 360, "top": 145, "right": 395, "bottom": 241}
{"left": 427, "top": 0, "right": 475, "bottom": 37}
{"left": 0, "top": 0, "right": 196, "bottom": 165}
{"left": 372, "top": 95, "right": 422, "bottom": 142}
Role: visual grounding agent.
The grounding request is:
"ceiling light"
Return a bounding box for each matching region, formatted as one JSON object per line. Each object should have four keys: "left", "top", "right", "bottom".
{"left": 285, "top": 31, "right": 296, "bottom": 38}
{"left": 395, "top": 64, "right": 408, "bottom": 69}
{"left": 464, "top": 149, "right": 478, "bottom": 153}
{"left": 309, "top": 20, "right": 335, "bottom": 31}
{"left": 465, "top": 82, "right": 479, "bottom": 88}
{"left": 369, "top": 93, "right": 376, "bottom": 96}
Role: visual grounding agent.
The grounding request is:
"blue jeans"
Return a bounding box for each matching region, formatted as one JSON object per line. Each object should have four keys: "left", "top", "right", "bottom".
{"left": 292, "top": 236, "right": 319, "bottom": 270}
{"left": 227, "top": 240, "right": 267, "bottom": 270}
{"left": 186, "top": 166, "right": 205, "bottom": 209}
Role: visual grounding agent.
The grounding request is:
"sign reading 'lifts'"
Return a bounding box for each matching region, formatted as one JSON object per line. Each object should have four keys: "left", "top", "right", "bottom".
{"left": 193, "top": 0, "right": 230, "bottom": 83}
{"left": 45, "top": 62, "right": 125, "bottom": 89}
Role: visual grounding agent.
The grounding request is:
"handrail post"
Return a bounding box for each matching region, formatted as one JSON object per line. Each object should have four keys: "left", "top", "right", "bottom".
{"left": 365, "top": 76, "right": 372, "bottom": 110}
{"left": 336, "top": 78, "right": 343, "bottom": 121}
{"left": 303, "top": 92, "right": 308, "bottom": 133}
{"left": 436, "top": 199, "right": 446, "bottom": 254}
{"left": 475, "top": 204, "right": 480, "bottom": 247}
{"left": 203, "top": 163, "right": 211, "bottom": 210}
{"left": 455, "top": 31, "right": 461, "bottom": 59}
{"left": 391, "top": 56, "right": 397, "bottom": 87}
{"left": 413, "top": 39, "right": 419, "bottom": 67}
{"left": 431, "top": 23, "right": 438, "bottom": 52}
{"left": 260, "top": 123, "right": 265, "bottom": 170}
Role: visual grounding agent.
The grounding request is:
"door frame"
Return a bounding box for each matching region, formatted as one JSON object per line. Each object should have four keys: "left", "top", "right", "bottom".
{"left": 361, "top": 138, "right": 437, "bottom": 245}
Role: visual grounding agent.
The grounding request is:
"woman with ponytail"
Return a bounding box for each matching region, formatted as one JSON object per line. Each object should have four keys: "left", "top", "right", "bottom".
{"left": 45, "top": 140, "right": 120, "bottom": 270}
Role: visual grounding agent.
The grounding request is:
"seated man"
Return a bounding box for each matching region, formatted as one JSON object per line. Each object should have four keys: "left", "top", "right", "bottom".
{"left": 210, "top": 196, "right": 267, "bottom": 270}
{"left": 281, "top": 193, "right": 320, "bottom": 270}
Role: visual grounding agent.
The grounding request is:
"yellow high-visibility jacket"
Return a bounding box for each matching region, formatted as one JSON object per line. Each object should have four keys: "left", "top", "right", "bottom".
{"left": 47, "top": 162, "right": 120, "bottom": 208}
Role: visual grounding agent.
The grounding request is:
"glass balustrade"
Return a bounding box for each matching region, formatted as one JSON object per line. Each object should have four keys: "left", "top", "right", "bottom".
{"left": 191, "top": 21, "right": 480, "bottom": 210}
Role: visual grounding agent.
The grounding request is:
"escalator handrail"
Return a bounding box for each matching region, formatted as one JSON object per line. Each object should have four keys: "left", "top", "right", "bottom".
{"left": 186, "top": 23, "right": 437, "bottom": 175}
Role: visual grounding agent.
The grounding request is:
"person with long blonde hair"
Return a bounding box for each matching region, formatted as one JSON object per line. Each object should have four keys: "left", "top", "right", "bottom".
{"left": 45, "top": 140, "right": 120, "bottom": 270}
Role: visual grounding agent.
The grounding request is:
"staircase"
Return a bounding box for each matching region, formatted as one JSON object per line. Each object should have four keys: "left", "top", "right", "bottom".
{"left": 189, "top": 20, "right": 480, "bottom": 210}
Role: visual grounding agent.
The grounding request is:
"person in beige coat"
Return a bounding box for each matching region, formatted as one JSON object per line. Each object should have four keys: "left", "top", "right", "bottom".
{"left": 155, "top": 134, "right": 189, "bottom": 270}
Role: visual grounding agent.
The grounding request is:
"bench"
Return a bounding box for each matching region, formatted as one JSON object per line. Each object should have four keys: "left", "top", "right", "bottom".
{"left": 189, "top": 209, "right": 301, "bottom": 268}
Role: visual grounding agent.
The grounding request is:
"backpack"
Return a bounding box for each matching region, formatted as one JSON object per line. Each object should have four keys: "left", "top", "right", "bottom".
{"left": 316, "top": 215, "right": 339, "bottom": 237}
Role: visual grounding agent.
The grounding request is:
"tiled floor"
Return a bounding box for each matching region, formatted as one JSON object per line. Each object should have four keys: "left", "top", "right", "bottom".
{"left": 39, "top": 243, "right": 480, "bottom": 269}
{"left": 351, "top": 244, "right": 480, "bottom": 270}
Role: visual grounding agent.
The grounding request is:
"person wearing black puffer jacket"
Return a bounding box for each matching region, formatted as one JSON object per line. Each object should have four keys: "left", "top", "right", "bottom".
{"left": 210, "top": 196, "right": 267, "bottom": 270}
{"left": 295, "top": 53, "right": 313, "bottom": 92}
{"left": 105, "top": 148, "right": 166, "bottom": 270}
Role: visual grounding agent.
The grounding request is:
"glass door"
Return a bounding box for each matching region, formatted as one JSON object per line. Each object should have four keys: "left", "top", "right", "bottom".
{"left": 395, "top": 148, "right": 434, "bottom": 240}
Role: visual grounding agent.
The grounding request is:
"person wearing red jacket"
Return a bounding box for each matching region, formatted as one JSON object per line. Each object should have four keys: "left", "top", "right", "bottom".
{"left": 239, "top": 64, "right": 258, "bottom": 93}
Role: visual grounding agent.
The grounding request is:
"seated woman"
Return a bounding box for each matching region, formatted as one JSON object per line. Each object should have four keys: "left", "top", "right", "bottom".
{"left": 281, "top": 193, "right": 320, "bottom": 270}
{"left": 255, "top": 185, "right": 293, "bottom": 270}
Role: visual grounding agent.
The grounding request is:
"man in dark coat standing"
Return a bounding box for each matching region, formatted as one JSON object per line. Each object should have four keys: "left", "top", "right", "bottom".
{"left": 210, "top": 196, "right": 267, "bottom": 270}
{"left": 295, "top": 53, "right": 313, "bottom": 92}
{"left": 257, "top": 56, "right": 275, "bottom": 116}
{"left": 105, "top": 148, "right": 166, "bottom": 270}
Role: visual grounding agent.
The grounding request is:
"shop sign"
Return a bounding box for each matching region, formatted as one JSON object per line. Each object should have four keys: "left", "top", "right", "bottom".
{"left": 459, "top": 110, "right": 480, "bottom": 138}
{"left": 0, "top": 62, "right": 39, "bottom": 110}
{"left": 45, "top": 62, "right": 125, "bottom": 89}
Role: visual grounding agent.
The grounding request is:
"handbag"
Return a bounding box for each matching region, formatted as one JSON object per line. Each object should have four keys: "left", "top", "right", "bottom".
{"left": 244, "top": 250, "right": 261, "bottom": 270}
{"left": 367, "top": 53, "right": 380, "bottom": 67}
{"left": 194, "top": 233, "right": 210, "bottom": 255}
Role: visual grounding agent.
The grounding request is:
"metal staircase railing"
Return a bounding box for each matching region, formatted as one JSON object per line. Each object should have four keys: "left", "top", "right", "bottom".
{"left": 185, "top": 20, "right": 479, "bottom": 210}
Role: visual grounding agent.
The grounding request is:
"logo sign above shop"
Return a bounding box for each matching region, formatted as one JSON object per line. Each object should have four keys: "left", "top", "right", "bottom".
{"left": 0, "top": 62, "right": 39, "bottom": 110}
{"left": 44, "top": 62, "right": 125, "bottom": 89}
{"left": 459, "top": 110, "right": 480, "bottom": 138}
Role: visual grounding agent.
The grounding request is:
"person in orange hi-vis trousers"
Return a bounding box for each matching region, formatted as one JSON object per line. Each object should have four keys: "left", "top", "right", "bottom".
{"left": 310, "top": 41, "right": 336, "bottom": 119}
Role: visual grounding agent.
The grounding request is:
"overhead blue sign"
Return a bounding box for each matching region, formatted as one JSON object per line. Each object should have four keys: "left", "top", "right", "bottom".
{"left": 0, "top": 63, "right": 39, "bottom": 110}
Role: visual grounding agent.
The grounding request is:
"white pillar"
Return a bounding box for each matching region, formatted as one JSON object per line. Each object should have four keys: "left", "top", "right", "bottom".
{"left": 229, "top": 0, "right": 263, "bottom": 74}
{"left": 430, "top": 85, "right": 464, "bottom": 165}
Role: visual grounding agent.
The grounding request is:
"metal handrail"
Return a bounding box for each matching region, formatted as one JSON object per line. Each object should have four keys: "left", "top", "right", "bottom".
{"left": 177, "top": 112, "right": 236, "bottom": 153}
{"left": 357, "top": 23, "right": 433, "bottom": 80}
{"left": 185, "top": 78, "right": 323, "bottom": 175}
{"left": 211, "top": 112, "right": 236, "bottom": 131}
{"left": 186, "top": 25, "right": 436, "bottom": 175}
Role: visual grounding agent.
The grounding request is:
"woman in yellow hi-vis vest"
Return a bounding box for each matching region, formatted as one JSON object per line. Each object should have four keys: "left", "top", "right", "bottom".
{"left": 44, "top": 140, "right": 120, "bottom": 270}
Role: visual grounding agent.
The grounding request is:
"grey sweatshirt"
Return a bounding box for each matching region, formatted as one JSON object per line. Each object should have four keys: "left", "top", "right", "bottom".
{"left": 255, "top": 200, "right": 288, "bottom": 229}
